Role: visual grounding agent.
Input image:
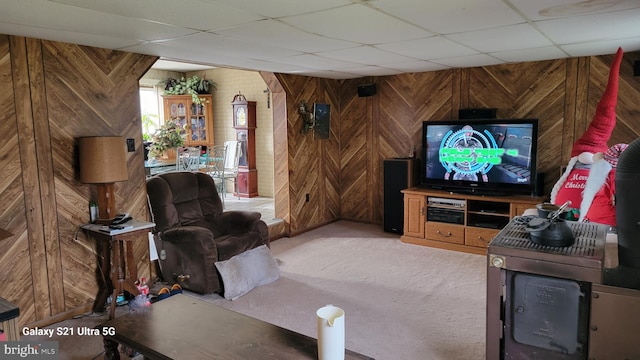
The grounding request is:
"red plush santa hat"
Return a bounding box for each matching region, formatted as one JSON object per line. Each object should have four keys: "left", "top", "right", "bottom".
{"left": 571, "top": 47, "right": 624, "bottom": 157}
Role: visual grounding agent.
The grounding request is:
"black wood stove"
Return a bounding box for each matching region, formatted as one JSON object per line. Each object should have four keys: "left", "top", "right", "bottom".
{"left": 486, "top": 217, "right": 640, "bottom": 360}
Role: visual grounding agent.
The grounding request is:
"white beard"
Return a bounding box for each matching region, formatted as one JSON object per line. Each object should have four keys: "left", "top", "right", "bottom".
{"left": 579, "top": 159, "right": 612, "bottom": 221}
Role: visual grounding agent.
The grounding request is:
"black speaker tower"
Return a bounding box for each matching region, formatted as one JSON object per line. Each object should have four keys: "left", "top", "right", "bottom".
{"left": 384, "top": 158, "right": 419, "bottom": 234}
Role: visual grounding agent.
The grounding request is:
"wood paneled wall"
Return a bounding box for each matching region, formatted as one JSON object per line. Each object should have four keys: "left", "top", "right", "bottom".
{"left": 273, "top": 51, "right": 640, "bottom": 229}
{"left": 0, "top": 35, "right": 156, "bottom": 326}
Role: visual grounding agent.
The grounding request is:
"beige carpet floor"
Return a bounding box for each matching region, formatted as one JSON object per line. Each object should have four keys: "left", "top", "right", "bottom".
{"left": 191, "top": 220, "right": 487, "bottom": 360}
{"left": 22, "top": 220, "right": 487, "bottom": 360}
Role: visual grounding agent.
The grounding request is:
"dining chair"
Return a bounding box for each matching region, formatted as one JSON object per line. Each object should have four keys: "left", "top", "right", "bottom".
{"left": 177, "top": 146, "right": 202, "bottom": 172}
{"left": 223, "top": 140, "right": 242, "bottom": 200}
{"left": 205, "top": 144, "right": 227, "bottom": 207}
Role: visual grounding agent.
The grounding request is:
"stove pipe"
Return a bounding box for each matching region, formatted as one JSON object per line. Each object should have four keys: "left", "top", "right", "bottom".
{"left": 615, "top": 137, "right": 640, "bottom": 268}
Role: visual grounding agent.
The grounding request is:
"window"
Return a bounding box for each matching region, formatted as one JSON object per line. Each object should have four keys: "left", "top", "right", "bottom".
{"left": 140, "top": 86, "right": 161, "bottom": 141}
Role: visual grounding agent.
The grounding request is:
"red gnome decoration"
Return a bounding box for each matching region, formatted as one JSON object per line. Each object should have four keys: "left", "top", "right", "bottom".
{"left": 550, "top": 47, "right": 624, "bottom": 220}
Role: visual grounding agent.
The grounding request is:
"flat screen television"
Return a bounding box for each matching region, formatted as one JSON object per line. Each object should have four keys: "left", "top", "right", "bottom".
{"left": 421, "top": 118, "right": 539, "bottom": 196}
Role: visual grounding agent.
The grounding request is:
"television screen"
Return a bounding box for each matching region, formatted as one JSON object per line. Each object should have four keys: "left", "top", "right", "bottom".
{"left": 422, "top": 119, "right": 538, "bottom": 195}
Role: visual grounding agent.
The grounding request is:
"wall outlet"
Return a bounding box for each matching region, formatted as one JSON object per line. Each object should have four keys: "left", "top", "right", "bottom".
{"left": 126, "top": 138, "right": 135, "bottom": 152}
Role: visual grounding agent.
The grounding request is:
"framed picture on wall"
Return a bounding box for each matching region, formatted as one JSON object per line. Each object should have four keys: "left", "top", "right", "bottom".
{"left": 313, "top": 103, "right": 330, "bottom": 140}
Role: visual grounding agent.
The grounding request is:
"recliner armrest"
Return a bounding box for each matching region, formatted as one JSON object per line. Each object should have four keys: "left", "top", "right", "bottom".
{"left": 162, "top": 226, "right": 215, "bottom": 251}
{"left": 220, "top": 211, "right": 263, "bottom": 234}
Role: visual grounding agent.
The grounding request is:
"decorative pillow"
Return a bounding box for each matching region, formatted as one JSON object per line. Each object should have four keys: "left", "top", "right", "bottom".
{"left": 214, "top": 245, "right": 280, "bottom": 300}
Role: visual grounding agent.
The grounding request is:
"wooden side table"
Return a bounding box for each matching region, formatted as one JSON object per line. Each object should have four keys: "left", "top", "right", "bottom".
{"left": 0, "top": 297, "right": 19, "bottom": 341}
{"left": 82, "top": 220, "right": 155, "bottom": 319}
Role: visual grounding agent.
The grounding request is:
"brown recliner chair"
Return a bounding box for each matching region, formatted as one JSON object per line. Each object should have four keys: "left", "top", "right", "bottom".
{"left": 146, "top": 172, "right": 269, "bottom": 294}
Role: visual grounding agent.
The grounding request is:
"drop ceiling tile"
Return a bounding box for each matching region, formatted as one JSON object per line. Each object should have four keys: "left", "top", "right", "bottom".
{"left": 375, "top": 36, "right": 478, "bottom": 60}
{"left": 490, "top": 46, "right": 568, "bottom": 63}
{"left": 0, "top": 22, "right": 144, "bottom": 49}
{"left": 0, "top": 0, "right": 196, "bottom": 41}
{"left": 561, "top": 37, "right": 640, "bottom": 57}
{"left": 290, "top": 69, "right": 361, "bottom": 79}
{"left": 317, "top": 46, "right": 417, "bottom": 66}
{"left": 430, "top": 54, "right": 504, "bottom": 68}
{"left": 213, "top": 0, "right": 352, "bottom": 18}
{"left": 214, "top": 19, "right": 357, "bottom": 53}
{"left": 509, "top": 0, "right": 640, "bottom": 21}
{"left": 49, "top": 0, "right": 264, "bottom": 31}
{"left": 385, "top": 60, "right": 451, "bottom": 73}
{"left": 274, "top": 54, "right": 360, "bottom": 70}
{"left": 152, "top": 60, "right": 216, "bottom": 71}
{"left": 156, "top": 32, "right": 302, "bottom": 60}
{"left": 281, "top": 3, "right": 431, "bottom": 45}
{"left": 448, "top": 24, "right": 553, "bottom": 52}
{"left": 534, "top": 8, "right": 640, "bottom": 44}
{"left": 372, "top": 0, "right": 526, "bottom": 34}
{"left": 337, "top": 65, "right": 403, "bottom": 77}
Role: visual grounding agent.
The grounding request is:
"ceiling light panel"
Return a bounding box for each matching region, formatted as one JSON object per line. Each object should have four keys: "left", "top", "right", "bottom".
{"left": 373, "top": 0, "right": 525, "bottom": 34}
{"left": 281, "top": 3, "right": 431, "bottom": 45}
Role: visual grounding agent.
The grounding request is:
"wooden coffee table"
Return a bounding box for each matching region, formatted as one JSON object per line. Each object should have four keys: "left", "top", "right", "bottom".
{"left": 98, "top": 294, "right": 374, "bottom": 360}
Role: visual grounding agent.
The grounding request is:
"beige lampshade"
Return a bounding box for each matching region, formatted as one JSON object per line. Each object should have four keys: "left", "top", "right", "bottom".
{"left": 79, "top": 136, "right": 128, "bottom": 183}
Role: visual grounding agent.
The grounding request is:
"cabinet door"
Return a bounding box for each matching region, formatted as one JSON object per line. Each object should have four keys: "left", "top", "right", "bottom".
{"left": 163, "top": 96, "right": 189, "bottom": 142}
{"left": 403, "top": 194, "right": 425, "bottom": 238}
{"left": 188, "top": 95, "right": 213, "bottom": 146}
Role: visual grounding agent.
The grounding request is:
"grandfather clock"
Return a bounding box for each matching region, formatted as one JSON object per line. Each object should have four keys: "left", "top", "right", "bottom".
{"left": 232, "top": 93, "right": 258, "bottom": 197}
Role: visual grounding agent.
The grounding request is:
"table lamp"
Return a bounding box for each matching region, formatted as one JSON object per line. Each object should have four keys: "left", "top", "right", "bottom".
{"left": 79, "top": 136, "right": 128, "bottom": 221}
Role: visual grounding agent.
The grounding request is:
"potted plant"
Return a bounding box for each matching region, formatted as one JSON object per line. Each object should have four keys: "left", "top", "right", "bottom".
{"left": 162, "top": 76, "right": 217, "bottom": 104}
{"left": 147, "top": 121, "right": 185, "bottom": 159}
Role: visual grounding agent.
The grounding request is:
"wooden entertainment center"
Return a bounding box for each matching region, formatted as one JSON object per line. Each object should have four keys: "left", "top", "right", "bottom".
{"left": 401, "top": 188, "right": 545, "bottom": 255}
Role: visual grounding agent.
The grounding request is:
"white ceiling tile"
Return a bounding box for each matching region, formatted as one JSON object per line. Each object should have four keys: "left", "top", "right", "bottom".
{"left": 213, "top": 0, "right": 352, "bottom": 18}
{"left": 289, "top": 69, "right": 361, "bottom": 79}
{"left": 490, "top": 46, "right": 568, "bottom": 63}
{"left": 0, "top": 0, "right": 638, "bottom": 78}
{"left": 448, "top": 24, "right": 553, "bottom": 52}
{"left": 214, "top": 19, "right": 357, "bottom": 53}
{"left": 317, "top": 46, "right": 417, "bottom": 66}
{"left": 430, "top": 54, "right": 504, "bottom": 68}
{"left": 281, "top": 3, "right": 431, "bottom": 45}
{"left": 509, "top": 0, "right": 640, "bottom": 21}
{"left": 375, "top": 36, "right": 479, "bottom": 60}
{"left": 561, "top": 37, "right": 640, "bottom": 57}
{"left": 337, "top": 65, "right": 403, "bottom": 77}
{"left": 0, "top": 22, "right": 144, "bottom": 49}
{"left": 0, "top": 0, "right": 196, "bottom": 41}
{"left": 373, "top": 0, "right": 526, "bottom": 34}
{"left": 152, "top": 60, "right": 216, "bottom": 71}
{"left": 274, "top": 54, "right": 360, "bottom": 70}
{"left": 156, "top": 32, "right": 302, "bottom": 60}
{"left": 384, "top": 60, "right": 451, "bottom": 73}
{"left": 534, "top": 8, "right": 640, "bottom": 44}
{"left": 49, "top": 0, "right": 265, "bottom": 31}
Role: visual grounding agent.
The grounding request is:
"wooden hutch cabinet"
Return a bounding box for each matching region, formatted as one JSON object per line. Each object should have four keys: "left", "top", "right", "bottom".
{"left": 162, "top": 94, "right": 213, "bottom": 147}
{"left": 401, "top": 188, "right": 544, "bottom": 255}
